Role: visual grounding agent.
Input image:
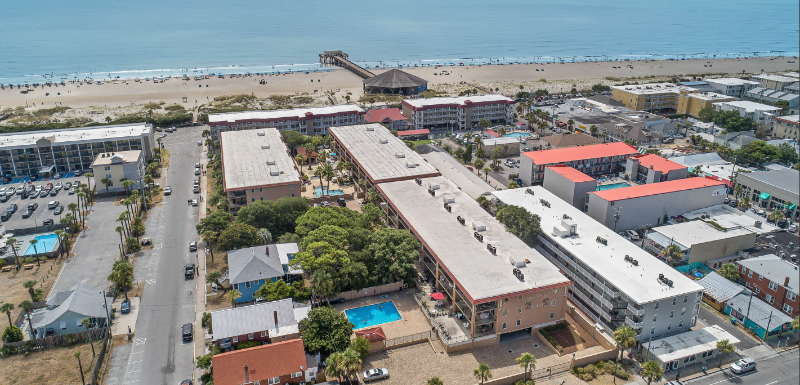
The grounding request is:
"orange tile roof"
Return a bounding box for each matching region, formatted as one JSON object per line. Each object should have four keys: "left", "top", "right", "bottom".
{"left": 364, "top": 108, "right": 408, "bottom": 123}
{"left": 355, "top": 327, "right": 387, "bottom": 342}
{"left": 592, "top": 178, "right": 725, "bottom": 202}
{"left": 397, "top": 129, "right": 430, "bottom": 136}
{"left": 546, "top": 166, "right": 596, "bottom": 183}
{"left": 632, "top": 154, "right": 687, "bottom": 174}
{"left": 523, "top": 142, "right": 638, "bottom": 165}
{"left": 213, "top": 339, "right": 307, "bottom": 385}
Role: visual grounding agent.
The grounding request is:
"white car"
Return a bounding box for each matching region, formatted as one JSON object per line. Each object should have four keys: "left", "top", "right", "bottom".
{"left": 54, "top": 183, "right": 63, "bottom": 191}
{"left": 730, "top": 358, "right": 756, "bottom": 374}
{"left": 191, "top": 199, "right": 198, "bottom": 206}
{"left": 625, "top": 230, "right": 640, "bottom": 241}
{"left": 362, "top": 368, "right": 389, "bottom": 382}
{"left": 164, "top": 186, "right": 172, "bottom": 195}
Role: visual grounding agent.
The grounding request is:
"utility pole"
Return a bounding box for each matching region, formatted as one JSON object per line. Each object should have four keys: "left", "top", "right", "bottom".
{"left": 613, "top": 208, "right": 621, "bottom": 233}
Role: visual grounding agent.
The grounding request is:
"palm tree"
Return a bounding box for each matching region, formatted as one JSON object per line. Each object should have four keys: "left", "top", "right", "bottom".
{"left": 498, "top": 127, "right": 507, "bottom": 136}
{"left": 427, "top": 377, "right": 444, "bottom": 385}
{"left": 202, "top": 129, "right": 211, "bottom": 138}
{"left": 131, "top": 217, "right": 145, "bottom": 239}
{"left": 6, "top": 238, "right": 20, "bottom": 267}
{"left": 567, "top": 119, "right": 574, "bottom": 130}
{"left": 365, "top": 189, "right": 379, "bottom": 204}
{"left": 740, "top": 196, "right": 750, "bottom": 209}
{"left": 100, "top": 178, "right": 112, "bottom": 193}
{"left": 29, "top": 239, "right": 40, "bottom": 266}
{"left": 516, "top": 352, "right": 536, "bottom": 381}
{"left": 323, "top": 164, "right": 335, "bottom": 190}
{"left": 341, "top": 348, "right": 362, "bottom": 384}
{"left": 207, "top": 271, "right": 227, "bottom": 294}
{"left": 590, "top": 125, "right": 598, "bottom": 136}
{"left": 23, "top": 279, "right": 38, "bottom": 302}
{"left": 68, "top": 202, "right": 78, "bottom": 222}
{"left": 768, "top": 210, "right": 784, "bottom": 223}
{"left": 295, "top": 154, "right": 307, "bottom": 173}
{"left": 483, "top": 167, "right": 490, "bottom": 181}
{"left": 19, "top": 300, "right": 34, "bottom": 337}
{"left": 718, "top": 263, "right": 740, "bottom": 282}
{"left": 313, "top": 166, "right": 325, "bottom": 190}
{"left": 473, "top": 363, "right": 492, "bottom": 384}
{"left": 474, "top": 158, "right": 485, "bottom": 173}
{"left": 54, "top": 230, "right": 65, "bottom": 257}
{"left": 792, "top": 316, "right": 799, "bottom": 330}
{"left": 80, "top": 318, "right": 96, "bottom": 356}
{"left": 74, "top": 351, "right": 86, "bottom": 385}
{"left": 662, "top": 244, "right": 684, "bottom": 266}
{"left": 108, "top": 261, "right": 133, "bottom": 300}
{"left": 311, "top": 270, "right": 335, "bottom": 306}
{"left": 0, "top": 303, "right": 14, "bottom": 327}
{"left": 502, "top": 144, "right": 509, "bottom": 158}
{"left": 325, "top": 352, "right": 345, "bottom": 382}
{"left": 613, "top": 325, "right": 637, "bottom": 360}
{"left": 716, "top": 339, "right": 735, "bottom": 368}
{"left": 641, "top": 360, "right": 663, "bottom": 385}
{"left": 733, "top": 185, "right": 743, "bottom": 201}
{"left": 226, "top": 289, "right": 242, "bottom": 308}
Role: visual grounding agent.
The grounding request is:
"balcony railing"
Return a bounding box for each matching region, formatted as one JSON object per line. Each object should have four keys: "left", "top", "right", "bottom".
{"left": 476, "top": 302, "right": 497, "bottom": 312}
{"left": 455, "top": 299, "right": 473, "bottom": 320}
{"left": 627, "top": 303, "right": 645, "bottom": 316}
{"left": 625, "top": 316, "right": 643, "bottom": 329}
{"left": 475, "top": 313, "right": 496, "bottom": 326}
{"left": 423, "top": 258, "right": 437, "bottom": 274}
{"left": 603, "top": 286, "right": 621, "bottom": 298}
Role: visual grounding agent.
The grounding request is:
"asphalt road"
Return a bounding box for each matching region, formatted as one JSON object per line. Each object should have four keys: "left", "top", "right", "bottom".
{"left": 114, "top": 127, "right": 202, "bottom": 385}
{"left": 697, "top": 304, "right": 761, "bottom": 350}
{"left": 683, "top": 349, "right": 799, "bottom": 385}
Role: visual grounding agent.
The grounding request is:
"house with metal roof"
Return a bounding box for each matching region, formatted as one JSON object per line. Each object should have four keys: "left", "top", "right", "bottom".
{"left": 645, "top": 325, "right": 740, "bottom": 372}
{"left": 697, "top": 272, "right": 750, "bottom": 311}
{"left": 210, "top": 298, "right": 310, "bottom": 349}
{"left": 228, "top": 243, "right": 301, "bottom": 303}
{"left": 725, "top": 292, "right": 794, "bottom": 340}
{"left": 29, "top": 283, "right": 112, "bottom": 339}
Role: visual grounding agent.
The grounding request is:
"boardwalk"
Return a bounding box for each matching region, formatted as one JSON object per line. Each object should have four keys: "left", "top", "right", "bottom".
{"left": 319, "top": 50, "right": 375, "bottom": 79}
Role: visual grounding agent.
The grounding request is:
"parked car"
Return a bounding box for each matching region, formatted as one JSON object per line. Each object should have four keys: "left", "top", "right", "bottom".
{"left": 40, "top": 189, "right": 50, "bottom": 198}
{"left": 321, "top": 201, "right": 330, "bottom": 208}
{"left": 7, "top": 203, "right": 18, "bottom": 213}
{"left": 48, "top": 201, "right": 59, "bottom": 209}
{"left": 730, "top": 358, "right": 756, "bottom": 374}
{"left": 74, "top": 170, "right": 83, "bottom": 176}
{"left": 68, "top": 188, "right": 76, "bottom": 195}
{"left": 185, "top": 263, "right": 195, "bottom": 279}
{"left": 194, "top": 168, "right": 201, "bottom": 176}
{"left": 50, "top": 189, "right": 59, "bottom": 196}
{"left": 65, "top": 182, "right": 72, "bottom": 189}
{"left": 189, "top": 241, "right": 197, "bottom": 251}
{"left": 54, "top": 206, "right": 64, "bottom": 215}
{"left": 789, "top": 224, "right": 798, "bottom": 233}
{"left": 27, "top": 203, "right": 38, "bottom": 211}
{"left": 53, "top": 173, "right": 61, "bottom": 179}
{"left": 42, "top": 219, "right": 54, "bottom": 225}
{"left": 191, "top": 199, "right": 198, "bottom": 206}
{"left": 164, "top": 186, "right": 172, "bottom": 195}
{"left": 1, "top": 212, "right": 11, "bottom": 221}
{"left": 756, "top": 209, "right": 766, "bottom": 217}
{"left": 625, "top": 230, "right": 640, "bottom": 241}
{"left": 54, "top": 183, "right": 63, "bottom": 191}
{"left": 337, "top": 197, "right": 346, "bottom": 207}
{"left": 362, "top": 368, "right": 389, "bottom": 382}
{"left": 182, "top": 323, "right": 193, "bottom": 342}
{"left": 121, "top": 299, "right": 131, "bottom": 314}
{"left": 21, "top": 210, "right": 31, "bottom": 218}
{"left": 193, "top": 186, "right": 200, "bottom": 193}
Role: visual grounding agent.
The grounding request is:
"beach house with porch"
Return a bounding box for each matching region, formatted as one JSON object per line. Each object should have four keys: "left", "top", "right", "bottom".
{"left": 227, "top": 243, "right": 302, "bottom": 303}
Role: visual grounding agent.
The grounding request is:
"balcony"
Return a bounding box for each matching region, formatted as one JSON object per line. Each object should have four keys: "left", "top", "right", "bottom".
{"left": 627, "top": 303, "right": 645, "bottom": 317}
{"left": 475, "top": 312, "right": 496, "bottom": 326}
{"left": 624, "top": 316, "right": 643, "bottom": 329}
{"left": 603, "top": 286, "right": 621, "bottom": 298}
{"left": 599, "top": 308, "right": 612, "bottom": 321}
{"left": 475, "top": 301, "right": 497, "bottom": 312}
{"left": 423, "top": 258, "right": 437, "bottom": 274}
{"left": 455, "top": 299, "right": 473, "bottom": 321}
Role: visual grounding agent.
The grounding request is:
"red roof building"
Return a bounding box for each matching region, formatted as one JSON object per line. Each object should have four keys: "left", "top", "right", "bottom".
{"left": 485, "top": 129, "right": 501, "bottom": 138}
{"left": 521, "top": 142, "right": 638, "bottom": 185}
{"left": 397, "top": 129, "right": 430, "bottom": 138}
{"left": 364, "top": 108, "right": 409, "bottom": 130}
{"left": 625, "top": 154, "right": 689, "bottom": 183}
{"left": 546, "top": 165, "right": 596, "bottom": 183}
{"left": 212, "top": 339, "right": 317, "bottom": 385}
{"left": 543, "top": 166, "right": 597, "bottom": 210}
{"left": 355, "top": 326, "right": 387, "bottom": 342}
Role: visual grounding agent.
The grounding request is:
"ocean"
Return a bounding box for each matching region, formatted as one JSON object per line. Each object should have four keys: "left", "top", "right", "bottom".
{"left": 1, "top": 0, "right": 798, "bottom": 84}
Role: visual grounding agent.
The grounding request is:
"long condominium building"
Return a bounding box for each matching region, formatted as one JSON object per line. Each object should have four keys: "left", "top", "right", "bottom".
{"left": 328, "top": 124, "right": 440, "bottom": 191}
{"left": 493, "top": 187, "right": 704, "bottom": 343}
{"left": 0, "top": 123, "right": 155, "bottom": 178}
{"left": 610, "top": 83, "right": 681, "bottom": 112}
{"left": 208, "top": 104, "right": 366, "bottom": 139}
{"left": 401, "top": 95, "right": 515, "bottom": 130}
{"left": 220, "top": 128, "right": 301, "bottom": 211}
{"left": 520, "top": 142, "right": 639, "bottom": 185}
{"left": 377, "top": 176, "right": 572, "bottom": 352}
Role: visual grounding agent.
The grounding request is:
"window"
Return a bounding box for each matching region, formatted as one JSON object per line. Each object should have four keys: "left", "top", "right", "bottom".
{"left": 281, "top": 335, "right": 286, "bottom": 339}
{"left": 670, "top": 311, "right": 674, "bottom": 319}
{"left": 681, "top": 307, "right": 686, "bottom": 316}
{"left": 672, "top": 297, "right": 677, "bottom": 306}
{"left": 233, "top": 283, "right": 239, "bottom": 290}
{"left": 60, "top": 321, "right": 68, "bottom": 330}
{"left": 251, "top": 198, "right": 255, "bottom": 202}
{"left": 518, "top": 307, "right": 522, "bottom": 314}
{"left": 655, "top": 301, "right": 660, "bottom": 310}
{"left": 291, "top": 184, "right": 295, "bottom": 189}
{"left": 783, "top": 303, "right": 794, "bottom": 314}
{"left": 248, "top": 333, "right": 254, "bottom": 340}
{"left": 291, "top": 193, "right": 295, "bottom": 197}
{"left": 245, "top": 281, "right": 251, "bottom": 289}
{"left": 232, "top": 336, "right": 239, "bottom": 343}
{"left": 502, "top": 322, "right": 507, "bottom": 330}
{"left": 504, "top": 298, "right": 509, "bottom": 304}
{"left": 766, "top": 294, "right": 774, "bottom": 304}
{"left": 787, "top": 291, "right": 797, "bottom": 301}
{"left": 268, "top": 377, "right": 280, "bottom": 385}
{"left": 503, "top": 309, "right": 508, "bottom": 317}
{"left": 653, "top": 314, "right": 657, "bottom": 322}
{"left": 553, "top": 288, "right": 558, "bottom": 293}
{"left": 755, "top": 287, "right": 760, "bottom": 294}
{"left": 768, "top": 281, "right": 778, "bottom": 291}
{"left": 519, "top": 295, "right": 523, "bottom": 301}
{"left": 103, "top": 166, "right": 110, "bottom": 171}
{"left": 667, "top": 322, "right": 672, "bottom": 331}
{"left": 650, "top": 327, "right": 655, "bottom": 335}
{"left": 550, "top": 312, "right": 555, "bottom": 319}
{"left": 684, "top": 296, "right": 688, "bottom": 303}
{"left": 516, "top": 319, "right": 522, "bottom": 327}
{"left": 261, "top": 331, "right": 268, "bottom": 337}
{"left": 745, "top": 282, "right": 751, "bottom": 288}
{"left": 679, "top": 320, "right": 684, "bottom": 328}
{"left": 259, "top": 188, "right": 262, "bottom": 192}
{"left": 291, "top": 372, "right": 302, "bottom": 378}
{"left": 259, "top": 197, "right": 263, "bottom": 201}
{"left": 251, "top": 189, "right": 255, "bottom": 193}
{"left": 748, "top": 270, "right": 752, "bottom": 278}
{"left": 758, "top": 274, "right": 763, "bottom": 281}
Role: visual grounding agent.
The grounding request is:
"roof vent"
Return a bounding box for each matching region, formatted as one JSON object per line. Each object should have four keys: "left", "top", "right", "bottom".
{"left": 441, "top": 194, "right": 455, "bottom": 204}
{"left": 472, "top": 222, "right": 486, "bottom": 232}
{"left": 380, "top": 139, "right": 389, "bottom": 144}
{"left": 257, "top": 132, "right": 265, "bottom": 136}
{"left": 474, "top": 231, "right": 484, "bottom": 242}
{"left": 525, "top": 188, "right": 534, "bottom": 195}
{"left": 406, "top": 162, "right": 417, "bottom": 168}
{"left": 366, "top": 126, "right": 375, "bottom": 131}
{"left": 267, "top": 159, "right": 276, "bottom": 165}
{"left": 415, "top": 178, "right": 422, "bottom": 185}
{"left": 395, "top": 152, "right": 405, "bottom": 158}
{"left": 261, "top": 145, "right": 270, "bottom": 149}
{"left": 456, "top": 216, "right": 465, "bottom": 225}
{"left": 270, "top": 170, "right": 280, "bottom": 176}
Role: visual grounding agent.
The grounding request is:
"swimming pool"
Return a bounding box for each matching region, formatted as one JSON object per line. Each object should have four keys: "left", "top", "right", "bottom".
{"left": 314, "top": 187, "right": 345, "bottom": 197}
{"left": 596, "top": 182, "right": 633, "bottom": 191}
{"left": 504, "top": 132, "right": 531, "bottom": 138}
{"left": 344, "top": 301, "right": 402, "bottom": 329}
{"left": 23, "top": 233, "right": 60, "bottom": 256}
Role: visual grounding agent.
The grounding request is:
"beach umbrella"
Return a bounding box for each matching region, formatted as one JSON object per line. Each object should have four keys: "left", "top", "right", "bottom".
{"left": 430, "top": 292, "right": 445, "bottom": 300}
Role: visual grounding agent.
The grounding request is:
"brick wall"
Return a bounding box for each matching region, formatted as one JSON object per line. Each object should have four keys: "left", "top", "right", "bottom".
{"left": 736, "top": 263, "right": 798, "bottom": 317}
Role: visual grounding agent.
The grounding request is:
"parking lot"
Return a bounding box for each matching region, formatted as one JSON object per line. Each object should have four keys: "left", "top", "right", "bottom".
{"left": 0, "top": 175, "right": 90, "bottom": 230}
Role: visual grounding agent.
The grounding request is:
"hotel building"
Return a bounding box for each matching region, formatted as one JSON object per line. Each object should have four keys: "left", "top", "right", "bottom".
{"left": 0, "top": 123, "right": 155, "bottom": 178}
{"left": 676, "top": 91, "right": 735, "bottom": 118}
{"left": 377, "top": 176, "right": 572, "bottom": 352}
{"left": 520, "top": 142, "right": 639, "bottom": 185}
{"left": 401, "top": 95, "right": 515, "bottom": 130}
{"left": 493, "top": 187, "right": 704, "bottom": 343}
{"left": 703, "top": 78, "right": 760, "bottom": 98}
{"left": 328, "top": 124, "right": 439, "bottom": 191}
{"left": 208, "top": 104, "right": 366, "bottom": 139}
{"left": 220, "top": 128, "right": 301, "bottom": 212}
{"left": 610, "top": 83, "right": 680, "bottom": 112}
{"left": 773, "top": 115, "right": 799, "bottom": 140}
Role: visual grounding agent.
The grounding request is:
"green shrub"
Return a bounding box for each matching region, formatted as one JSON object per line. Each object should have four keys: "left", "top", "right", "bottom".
{"left": 201, "top": 312, "right": 212, "bottom": 328}
{"left": 615, "top": 370, "right": 629, "bottom": 380}
{"left": 1, "top": 345, "right": 18, "bottom": 355}
{"left": 235, "top": 341, "right": 262, "bottom": 350}
{"left": 2, "top": 326, "right": 23, "bottom": 343}
{"left": 23, "top": 257, "right": 36, "bottom": 263}
{"left": 581, "top": 373, "right": 594, "bottom": 381}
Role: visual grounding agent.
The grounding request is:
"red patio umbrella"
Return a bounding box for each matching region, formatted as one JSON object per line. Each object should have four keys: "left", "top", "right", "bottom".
{"left": 430, "top": 292, "right": 445, "bottom": 300}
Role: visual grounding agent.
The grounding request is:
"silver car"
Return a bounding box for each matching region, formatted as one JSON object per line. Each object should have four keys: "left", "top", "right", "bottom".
{"left": 362, "top": 368, "right": 389, "bottom": 382}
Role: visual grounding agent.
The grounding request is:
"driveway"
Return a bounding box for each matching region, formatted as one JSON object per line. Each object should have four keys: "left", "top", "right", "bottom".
{"left": 697, "top": 304, "right": 761, "bottom": 350}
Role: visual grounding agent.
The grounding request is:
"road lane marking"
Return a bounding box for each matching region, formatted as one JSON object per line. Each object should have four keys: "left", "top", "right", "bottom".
{"left": 126, "top": 370, "right": 141, "bottom": 374}
{"left": 133, "top": 338, "right": 146, "bottom": 345}
{"left": 131, "top": 360, "right": 142, "bottom": 364}
{"left": 146, "top": 279, "right": 156, "bottom": 284}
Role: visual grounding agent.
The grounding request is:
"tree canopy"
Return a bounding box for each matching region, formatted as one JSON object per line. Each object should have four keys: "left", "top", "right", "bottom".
{"left": 299, "top": 307, "right": 354, "bottom": 355}
{"left": 698, "top": 108, "right": 756, "bottom": 132}
{"left": 281, "top": 131, "right": 311, "bottom": 153}
{"left": 495, "top": 205, "right": 542, "bottom": 247}
{"left": 217, "top": 222, "right": 263, "bottom": 251}
{"left": 235, "top": 197, "right": 309, "bottom": 237}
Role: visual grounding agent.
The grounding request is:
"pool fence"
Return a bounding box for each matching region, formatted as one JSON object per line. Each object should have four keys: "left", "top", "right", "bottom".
{"left": 10, "top": 223, "right": 66, "bottom": 235}
{"left": 336, "top": 280, "right": 404, "bottom": 301}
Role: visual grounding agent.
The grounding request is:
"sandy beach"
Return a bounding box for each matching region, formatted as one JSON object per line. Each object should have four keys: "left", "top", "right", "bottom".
{"left": 0, "top": 56, "right": 796, "bottom": 115}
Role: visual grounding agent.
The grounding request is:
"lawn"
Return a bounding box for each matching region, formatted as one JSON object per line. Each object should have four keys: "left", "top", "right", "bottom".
{"left": 0, "top": 342, "right": 95, "bottom": 385}
{"left": 0, "top": 258, "right": 62, "bottom": 322}
{"left": 411, "top": 139, "right": 432, "bottom": 146}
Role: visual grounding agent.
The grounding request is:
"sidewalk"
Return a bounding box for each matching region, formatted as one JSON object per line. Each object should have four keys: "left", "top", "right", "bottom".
{"left": 192, "top": 143, "right": 210, "bottom": 383}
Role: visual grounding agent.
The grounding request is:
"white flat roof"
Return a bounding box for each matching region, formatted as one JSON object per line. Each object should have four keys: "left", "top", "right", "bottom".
{"left": 329, "top": 124, "right": 439, "bottom": 183}
{"left": 209, "top": 104, "right": 364, "bottom": 124}
{"left": 681, "top": 204, "right": 778, "bottom": 235}
{"left": 403, "top": 94, "right": 514, "bottom": 108}
{"left": 483, "top": 137, "right": 520, "bottom": 146}
{"left": 378, "top": 176, "right": 570, "bottom": 303}
{"left": 753, "top": 74, "right": 799, "bottom": 83}
{"left": 686, "top": 92, "right": 733, "bottom": 101}
{"left": 492, "top": 187, "right": 704, "bottom": 304}
{"left": 220, "top": 128, "right": 300, "bottom": 190}
{"left": 611, "top": 83, "right": 680, "bottom": 95}
{"left": 651, "top": 221, "right": 753, "bottom": 248}
{"left": 419, "top": 151, "right": 495, "bottom": 200}
{"left": 90, "top": 150, "right": 142, "bottom": 167}
{"left": 714, "top": 100, "right": 782, "bottom": 112}
{"left": 704, "top": 78, "right": 760, "bottom": 86}
{"left": 650, "top": 325, "right": 739, "bottom": 362}
{"left": 0, "top": 123, "right": 151, "bottom": 149}
{"left": 776, "top": 115, "right": 799, "bottom": 124}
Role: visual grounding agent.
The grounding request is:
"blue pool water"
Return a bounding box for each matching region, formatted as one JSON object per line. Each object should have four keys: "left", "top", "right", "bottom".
{"left": 504, "top": 132, "right": 531, "bottom": 138}
{"left": 314, "top": 187, "right": 345, "bottom": 197}
{"left": 23, "top": 233, "right": 60, "bottom": 256}
{"left": 345, "top": 301, "right": 402, "bottom": 329}
{"left": 596, "top": 182, "right": 633, "bottom": 191}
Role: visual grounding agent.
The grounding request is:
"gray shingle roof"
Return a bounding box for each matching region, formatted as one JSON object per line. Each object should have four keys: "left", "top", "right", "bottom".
{"left": 228, "top": 245, "right": 285, "bottom": 285}
{"left": 211, "top": 299, "right": 302, "bottom": 341}
{"left": 738, "top": 169, "right": 800, "bottom": 197}
{"left": 363, "top": 69, "right": 427, "bottom": 88}
{"left": 727, "top": 292, "right": 793, "bottom": 330}
{"left": 697, "top": 272, "right": 749, "bottom": 303}
{"left": 32, "top": 284, "right": 112, "bottom": 329}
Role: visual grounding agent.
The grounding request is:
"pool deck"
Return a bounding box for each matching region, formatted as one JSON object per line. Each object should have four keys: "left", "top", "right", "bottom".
{"left": 334, "top": 289, "right": 431, "bottom": 337}
{"left": 7, "top": 231, "right": 59, "bottom": 256}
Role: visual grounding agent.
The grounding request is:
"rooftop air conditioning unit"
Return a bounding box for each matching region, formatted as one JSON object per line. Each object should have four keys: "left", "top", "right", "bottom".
{"left": 486, "top": 244, "right": 496, "bottom": 255}
{"left": 395, "top": 153, "right": 405, "bottom": 158}
{"left": 257, "top": 132, "right": 265, "bottom": 136}
{"left": 456, "top": 216, "right": 465, "bottom": 225}
{"left": 513, "top": 268, "right": 525, "bottom": 281}
{"left": 266, "top": 160, "right": 276, "bottom": 165}
{"left": 474, "top": 232, "right": 484, "bottom": 242}
{"left": 472, "top": 222, "right": 486, "bottom": 232}
{"left": 406, "top": 162, "right": 417, "bottom": 168}
{"left": 444, "top": 202, "right": 451, "bottom": 212}
{"left": 427, "top": 182, "right": 440, "bottom": 190}
{"left": 261, "top": 145, "right": 270, "bottom": 149}
{"left": 366, "top": 126, "right": 375, "bottom": 131}
{"left": 509, "top": 258, "right": 526, "bottom": 268}
{"left": 441, "top": 194, "right": 455, "bottom": 204}
{"left": 379, "top": 139, "right": 389, "bottom": 144}
{"left": 525, "top": 188, "right": 534, "bottom": 195}
{"left": 428, "top": 188, "right": 435, "bottom": 197}
{"left": 415, "top": 178, "right": 422, "bottom": 185}
{"left": 270, "top": 170, "right": 280, "bottom": 176}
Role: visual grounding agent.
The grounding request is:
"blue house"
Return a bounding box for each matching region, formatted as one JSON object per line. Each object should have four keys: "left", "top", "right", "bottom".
{"left": 228, "top": 243, "right": 301, "bottom": 303}
{"left": 725, "top": 292, "right": 794, "bottom": 340}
